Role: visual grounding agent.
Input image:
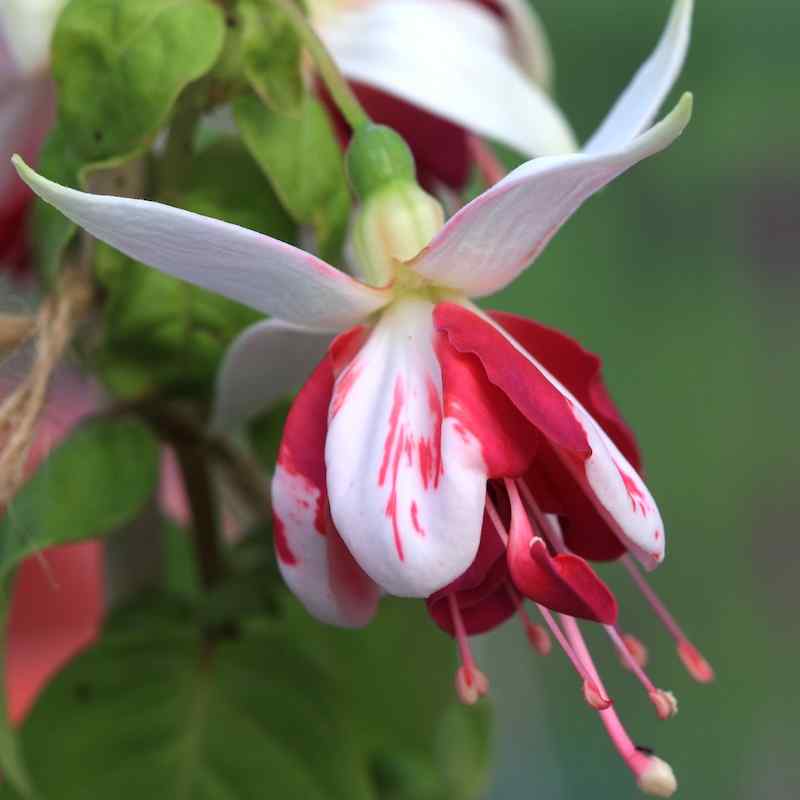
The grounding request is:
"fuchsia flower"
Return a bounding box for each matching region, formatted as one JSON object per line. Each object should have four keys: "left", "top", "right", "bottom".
{"left": 0, "top": 1, "right": 63, "bottom": 273}
{"left": 2, "top": 372, "right": 103, "bottom": 724}
{"left": 318, "top": 0, "right": 692, "bottom": 188}
{"left": 14, "top": 6, "right": 705, "bottom": 783}
{"left": 316, "top": 0, "right": 571, "bottom": 187}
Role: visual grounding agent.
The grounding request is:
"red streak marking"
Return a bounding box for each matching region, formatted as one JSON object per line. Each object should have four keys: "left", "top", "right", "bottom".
{"left": 330, "top": 362, "right": 361, "bottom": 420}
{"left": 654, "top": 529, "right": 661, "bottom": 541}
{"left": 379, "top": 378, "right": 405, "bottom": 487}
{"left": 385, "top": 424, "right": 406, "bottom": 561}
{"left": 417, "top": 378, "right": 444, "bottom": 490}
{"left": 615, "top": 461, "right": 648, "bottom": 515}
{"left": 273, "top": 515, "right": 298, "bottom": 566}
{"left": 410, "top": 501, "right": 425, "bottom": 537}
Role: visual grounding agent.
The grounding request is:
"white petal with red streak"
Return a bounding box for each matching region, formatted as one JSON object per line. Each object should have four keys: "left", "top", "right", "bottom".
{"left": 273, "top": 464, "right": 380, "bottom": 627}
{"left": 478, "top": 307, "right": 665, "bottom": 568}
{"left": 272, "top": 353, "right": 380, "bottom": 627}
{"left": 213, "top": 319, "right": 332, "bottom": 430}
{"left": 584, "top": 0, "right": 693, "bottom": 154}
{"left": 409, "top": 94, "right": 692, "bottom": 297}
{"left": 13, "top": 159, "right": 391, "bottom": 331}
{"left": 325, "top": 297, "right": 488, "bottom": 597}
{"left": 321, "top": 0, "right": 576, "bottom": 157}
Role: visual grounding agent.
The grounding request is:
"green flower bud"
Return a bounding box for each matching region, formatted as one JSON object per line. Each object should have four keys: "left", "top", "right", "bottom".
{"left": 346, "top": 124, "right": 416, "bottom": 200}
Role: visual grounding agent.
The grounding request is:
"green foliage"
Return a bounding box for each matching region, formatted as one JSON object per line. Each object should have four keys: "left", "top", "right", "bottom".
{"left": 93, "top": 137, "right": 293, "bottom": 399}
{"left": 51, "top": 0, "right": 226, "bottom": 169}
{"left": 0, "top": 418, "right": 159, "bottom": 577}
{"left": 235, "top": 93, "right": 350, "bottom": 263}
{"left": 6, "top": 587, "right": 490, "bottom": 800}
{"left": 30, "top": 124, "right": 83, "bottom": 283}
{"left": 237, "top": 0, "right": 304, "bottom": 114}
{"left": 11, "top": 596, "right": 375, "bottom": 800}
{"left": 281, "top": 599, "right": 492, "bottom": 800}
{"left": 0, "top": 416, "right": 159, "bottom": 793}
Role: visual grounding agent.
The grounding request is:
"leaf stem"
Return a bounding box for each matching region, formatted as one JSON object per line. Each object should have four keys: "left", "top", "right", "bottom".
{"left": 158, "top": 86, "right": 207, "bottom": 200}
{"left": 271, "top": 0, "right": 369, "bottom": 130}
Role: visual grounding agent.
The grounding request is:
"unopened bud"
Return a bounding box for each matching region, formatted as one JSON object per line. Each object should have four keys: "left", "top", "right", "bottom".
{"left": 582, "top": 679, "right": 612, "bottom": 710}
{"left": 637, "top": 756, "right": 677, "bottom": 797}
{"left": 346, "top": 124, "right": 416, "bottom": 200}
{"left": 455, "top": 666, "right": 489, "bottom": 705}
{"left": 649, "top": 689, "right": 678, "bottom": 720}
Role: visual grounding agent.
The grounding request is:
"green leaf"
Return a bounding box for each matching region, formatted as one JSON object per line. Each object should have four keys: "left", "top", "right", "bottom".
{"left": 0, "top": 416, "right": 159, "bottom": 794}
{"left": 277, "top": 598, "right": 492, "bottom": 800}
{"left": 51, "top": 0, "right": 226, "bottom": 169}
{"left": 238, "top": 0, "right": 304, "bottom": 114}
{"left": 234, "top": 93, "right": 350, "bottom": 262}
{"left": 0, "top": 417, "right": 159, "bottom": 578}
{"left": 15, "top": 597, "right": 374, "bottom": 800}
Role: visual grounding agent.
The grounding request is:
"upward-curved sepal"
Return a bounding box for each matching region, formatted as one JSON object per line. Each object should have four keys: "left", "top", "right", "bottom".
{"left": 409, "top": 95, "right": 692, "bottom": 297}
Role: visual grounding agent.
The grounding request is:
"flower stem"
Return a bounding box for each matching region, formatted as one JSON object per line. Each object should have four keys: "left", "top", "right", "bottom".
{"left": 174, "top": 441, "right": 226, "bottom": 592}
{"left": 271, "top": 0, "right": 370, "bottom": 130}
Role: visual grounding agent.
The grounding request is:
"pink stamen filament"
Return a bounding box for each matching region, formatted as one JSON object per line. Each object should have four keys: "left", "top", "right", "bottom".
{"left": 486, "top": 495, "right": 605, "bottom": 700}
{"left": 621, "top": 554, "right": 713, "bottom": 683}
{"left": 448, "top": 594, "right": 488, "bottom": 704}
{"left": 605, "top": 625, "right": 657, "bottom": 693}
{"left": 516, "top": 479, "right": 563, "bottom": 552}
{"left": 448, "top": 593, "right": 478, "bottom": 674}
{"left": 506, "top": 584, "right": 551, "bottom": 656}
{"left": 466, "top": 135, "right": 507, "bottom": 187}
{"left": 560, "top": 614, "right": 655, "bottom": 781}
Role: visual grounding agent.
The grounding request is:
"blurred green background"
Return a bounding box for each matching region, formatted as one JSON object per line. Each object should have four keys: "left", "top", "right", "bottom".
{"left": 482, "top": 1, "right": 799, "bottom": 797}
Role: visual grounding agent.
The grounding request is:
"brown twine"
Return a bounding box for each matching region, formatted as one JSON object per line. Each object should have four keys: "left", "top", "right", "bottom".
{"left": 0, "top": 267, "right": 93, "bottom": 506}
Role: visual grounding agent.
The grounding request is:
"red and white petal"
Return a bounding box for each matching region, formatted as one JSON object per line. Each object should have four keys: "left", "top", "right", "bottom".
{"left": 272, "top": 347, "right": 380, "bottom": 627}
{"left": 321, "top": 0, "right": 576, "bottom": 159}
{"left": 325, "top": 298, "right": 488, "bottom": 597}
{"left": 438, "top": 303, "right": 665, "bottom": 567}
{"left": 435, "top": 329, "right": 540, "bottom": 477}
{"left": 489, "top": 310, "right": 642, "bottom": 471}
{"left": 212, "top": 319, "right": 332, "bottom": 431}
{"left": 584, "top": 0, "right": 693, "bottom": 155}
{"left": 409, "top": 95, "right": 692, "bottom": 297}
{"left": 6, "top": 541, "right": 104, "bottom": 723}
{"left": 13, "top": 160, "right": 391, "bottom": 331}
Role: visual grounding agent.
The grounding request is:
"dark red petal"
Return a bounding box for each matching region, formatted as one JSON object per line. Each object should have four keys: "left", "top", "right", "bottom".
{"left": 435, "top": 330, "right": 539, "bottom": 477}
{"left": 434, "top": 303, "right": 589, "bottom": 456}
{"left": 506, "top": 482, "right": 618, "bottom": 624}
{"left": 427, "top": 506, "right": 517, "bottom": 636}
{"left": 489, "top": 311, "right": 642, "bottom": 471}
